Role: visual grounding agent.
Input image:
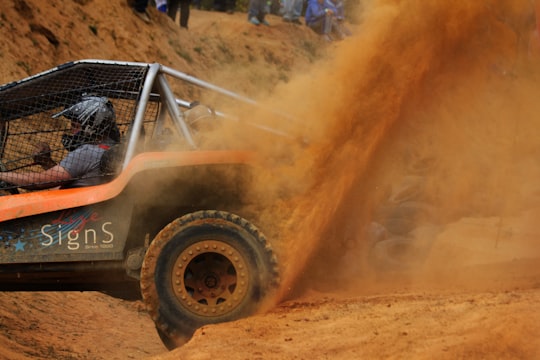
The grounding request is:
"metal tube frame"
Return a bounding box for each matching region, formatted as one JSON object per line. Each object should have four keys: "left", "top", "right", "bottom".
{"left": 68, "top": 60, "right": 295, "bottom": 169}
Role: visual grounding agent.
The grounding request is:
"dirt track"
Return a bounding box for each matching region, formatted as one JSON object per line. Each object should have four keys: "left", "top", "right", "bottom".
{"left": 1, "top": 0, "right": 540, "bottom": 359}
{"left": 172, "top": 281, "right": 540, "bottom": 360}
{"left": 1, "top": 260, "right": 539, "bottom": 359}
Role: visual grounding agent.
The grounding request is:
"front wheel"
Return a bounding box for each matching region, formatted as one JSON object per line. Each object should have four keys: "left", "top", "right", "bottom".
{"left": 140, "top": 210, "right": 279, "bottom": 349}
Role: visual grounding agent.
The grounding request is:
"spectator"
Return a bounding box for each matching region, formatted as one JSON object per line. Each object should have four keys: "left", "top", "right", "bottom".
{"left": 282, "top": 0, "right": 304, "bottom": 25}
{"left": 214, "top": 0, "right": 236, "bottom": 13}
{"left": 168, "top": 0, "right": 191, "bottom": 29}
{"left": 326, "top": 0, "right": 352, "bottom": 36}
{"left": 155, "top": 0, "right": 167, "bottom": 12}
{"left": 305, "top": 0, "right": 346, "bottom": 41}
{"left": 248, "top": 0, "right": 270, "bottom": 26}
{"left": 227, "top": 0, "right": 237, "bottom": 14}
{"left": 132, "top": 0, "right": 151, "bottom": 23}
{"left": 0, "top": 96, "right": 120, "bottom": 190}
{"left": 268, "top": 0, "right": 282, "bottom": 15}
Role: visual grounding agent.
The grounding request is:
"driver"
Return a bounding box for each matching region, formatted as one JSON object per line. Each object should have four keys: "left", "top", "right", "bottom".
{"left": 0, "top": 95, "right": 120, "bottom": 190}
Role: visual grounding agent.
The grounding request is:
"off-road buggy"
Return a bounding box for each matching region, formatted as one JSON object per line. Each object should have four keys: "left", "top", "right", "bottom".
{"left": 0, "top": 60, "right": 280, "bottom": 348}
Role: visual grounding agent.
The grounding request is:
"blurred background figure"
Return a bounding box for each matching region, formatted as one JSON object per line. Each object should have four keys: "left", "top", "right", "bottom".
{"left": 248, "top": 0, "right": 270, "bottom": 25}
{"left": 213, "top": 0, "right": 236, "bottom": 13}
{"left": 305, "top": 0, "right": 347, "bottom": 41}
{"left": 282, "top": 0, "right": 304, "bottom": 24}
{"left": 326, "top": 0, "right": 351, "bottom": 35}
{"left": 131, "top": 0, "right": 151, "bottom": 23}
{"left": 155, "top": 0, "right": 168, "bottom": 12}
{"left": 168, "top": 0, "right": 191, "bottom": 29}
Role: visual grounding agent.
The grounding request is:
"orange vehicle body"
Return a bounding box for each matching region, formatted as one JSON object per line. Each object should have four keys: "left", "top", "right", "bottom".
{"left": 0, "top": 150, "right": 254, "bottom": 222}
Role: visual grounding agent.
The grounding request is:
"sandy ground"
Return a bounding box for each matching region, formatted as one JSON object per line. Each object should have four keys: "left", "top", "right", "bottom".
{"left": 0, "top": 261, "right": 539, "bottom": 359}
{"left": 1, "top": 0, "right": 540, "bottom": 359}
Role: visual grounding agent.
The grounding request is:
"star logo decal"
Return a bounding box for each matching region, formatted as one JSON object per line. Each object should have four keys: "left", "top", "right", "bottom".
{"left": 14, "top": 240, "right": 26, "bottom": 252}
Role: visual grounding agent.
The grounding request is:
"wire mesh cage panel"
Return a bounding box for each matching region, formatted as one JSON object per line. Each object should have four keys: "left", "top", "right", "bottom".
{"left": 0, "top": 62, "right": 159, "bottom": 192}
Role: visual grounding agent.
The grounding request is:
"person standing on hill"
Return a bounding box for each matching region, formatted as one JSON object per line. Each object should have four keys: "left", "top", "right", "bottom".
{"left": 305, "top": 0, "right": 347, "bottom": 41}
{"left": 326, "top": 0, "right": 352, "bottom": 36}
{"left": 305, "top": 0, "right": 334, "bottom": 40}
{"left": 132, "top": 0, "right": 151, "bottom": 23}
{"left": 155, "top": 0, "right": 167, "bottom": 12}
{"left": 168, "top": 0, "right": 191, "bottom": 29}
{"left": 248, "top": 0, "right": 270, "bottom": 26}
{"left": 214, "top": 0, "right": 236, "bottom": 13}
{"left": 282, "top": 0, "right": 304, "bottom": 25}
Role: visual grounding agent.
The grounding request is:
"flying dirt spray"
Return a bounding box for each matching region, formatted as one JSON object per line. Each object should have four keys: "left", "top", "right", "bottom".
{"left": 229, "top": 0, "right": 540, "bottom": 302}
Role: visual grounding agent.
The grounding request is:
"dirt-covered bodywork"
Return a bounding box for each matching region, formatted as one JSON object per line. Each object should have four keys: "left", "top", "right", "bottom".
{"left": 0, "top": 60, "right": 280, "bottom": 348}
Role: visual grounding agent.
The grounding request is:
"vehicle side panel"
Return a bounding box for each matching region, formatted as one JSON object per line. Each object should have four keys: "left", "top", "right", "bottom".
{"left": 0, "top": 201, "right": 133, "bottom": 263}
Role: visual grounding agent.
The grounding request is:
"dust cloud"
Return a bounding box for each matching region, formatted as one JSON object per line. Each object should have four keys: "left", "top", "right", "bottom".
{"left": 219, "top": 0, "right": 540, "bottom": 301}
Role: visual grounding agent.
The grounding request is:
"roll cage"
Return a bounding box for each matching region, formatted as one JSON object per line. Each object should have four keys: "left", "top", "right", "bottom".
{"left": 0, "top": 60, "right": 265, "bottom": 174}
{"left": 0, "top": 60, "right": 293, "bottom": 222}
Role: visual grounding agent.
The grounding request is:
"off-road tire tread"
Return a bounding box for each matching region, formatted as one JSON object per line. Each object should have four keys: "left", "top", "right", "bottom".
{"left": 140, "top": 210, "right": 279, "bottom": 347}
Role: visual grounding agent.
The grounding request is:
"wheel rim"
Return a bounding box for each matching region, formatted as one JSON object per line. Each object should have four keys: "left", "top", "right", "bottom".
{"left": 171, "top": 239, "right": 250, "bottom": 317}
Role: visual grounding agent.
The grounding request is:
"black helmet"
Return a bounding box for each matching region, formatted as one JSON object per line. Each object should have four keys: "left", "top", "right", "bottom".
{"left": 53, "top": 95, "right": 119, "bottom": 150}
{"left": 53, "top": 95, "right": 117, "bottom": 138}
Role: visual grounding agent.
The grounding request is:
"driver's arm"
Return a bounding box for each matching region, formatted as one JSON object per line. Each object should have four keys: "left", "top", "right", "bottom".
{"left": 0, "top": 164, "right": 72, "bottom": 189}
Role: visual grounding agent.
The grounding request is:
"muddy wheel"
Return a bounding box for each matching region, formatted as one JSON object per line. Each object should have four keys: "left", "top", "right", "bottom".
{"left": 369, "top": 236, "right": 415, "bottom": 272}
{"left": 140, "top": 210, "right": 279, "bottom": 349}
{"left": 377, "top": 201, "right": 435, "bottom": 235}
{"left": 155, "top": 326, "right": 178, "bottom": 351}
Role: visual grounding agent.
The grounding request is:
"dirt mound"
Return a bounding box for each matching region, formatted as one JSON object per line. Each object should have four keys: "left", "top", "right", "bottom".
{"left": 2, "top": 0, "right": 540, "bottom": 359}
{"left": 0, "top": 0, "right": 324, "bottom": 95}
{"left": 164, "top": 280, "right": 540, "bottom": 360}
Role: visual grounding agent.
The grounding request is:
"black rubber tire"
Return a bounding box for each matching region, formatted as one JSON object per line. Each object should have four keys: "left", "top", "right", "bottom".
{"left": 140, "top": 210, "right": 279, "bottom": 349}
{"left": 369, "top": 236, "right": 414, "bottom": 272}
{"left": 155, "top": 326, "right": 184, "bottom": 351}
{"left": 377, "top": 201, "right": 435, "bottom": 235}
